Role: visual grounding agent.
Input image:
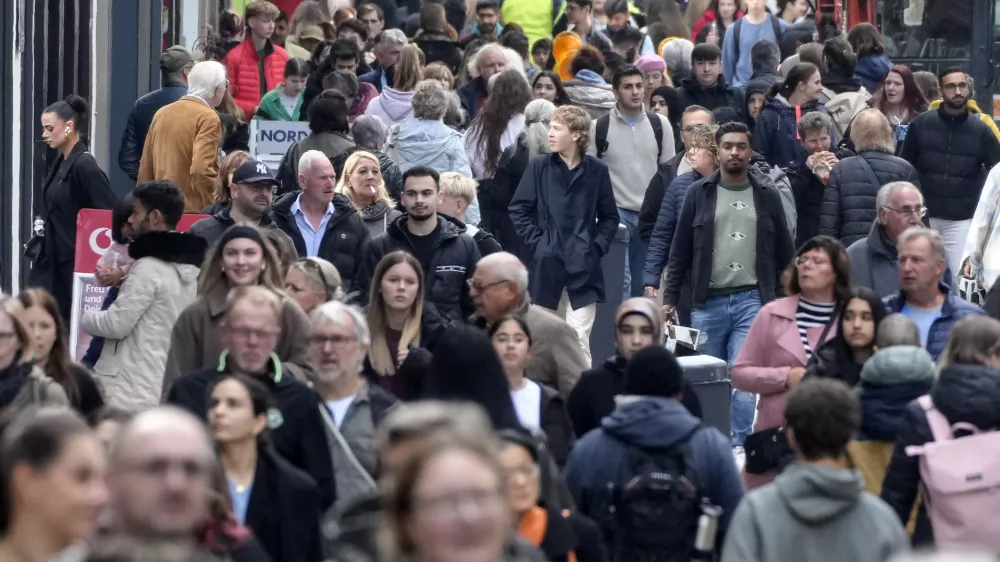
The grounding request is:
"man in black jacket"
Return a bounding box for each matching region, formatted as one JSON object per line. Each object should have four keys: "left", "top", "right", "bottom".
{"left": 118, "top": 46, "right": 193, "bottom": 180}
{"left": 664, "top": 121, "right": 795, "bottom": 447}
{"left": 900, "top": 67, "right": 1000, "bottom": 275}
{"left": 820, "top": 108, "right": 917, "bottom": 247}
{"left": 164, "top": 286, "right": 335, "bottom": 511}
{"left": 675, "top": 44, "right": 745, "bottom": 116}
{"left": 786, "top": 111, "right": 853, "bottom": 247}
{"left": 270, "top": 150, "right": 369, "bottom": 293}
{"left": 356, "top": 166, "right": 481, "bottom": 323}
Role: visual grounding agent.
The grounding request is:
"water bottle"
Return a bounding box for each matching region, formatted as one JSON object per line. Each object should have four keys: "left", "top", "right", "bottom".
{"left": 692, "top": 502, "right": 723, "bottom": 560}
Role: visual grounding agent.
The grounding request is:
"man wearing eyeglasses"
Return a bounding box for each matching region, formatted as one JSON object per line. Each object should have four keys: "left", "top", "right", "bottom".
{"left": 899, "top": 68, "right": 1000, "bottom": 277}
{"left": 165, "top": 285, "right": 335, "bottom": 510}
{"left": 847, "top": 181, "right": 954, "bottom": 298}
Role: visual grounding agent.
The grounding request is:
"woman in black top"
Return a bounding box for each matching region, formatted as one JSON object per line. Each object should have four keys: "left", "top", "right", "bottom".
{"left": 806, "top": 286, "right": 886, "bottom": 387}
{"left": 29, "top": 95, "right": 117, "bottom": 321}
{"left": 16, "top": 288, "right": 104, "bottom": 417}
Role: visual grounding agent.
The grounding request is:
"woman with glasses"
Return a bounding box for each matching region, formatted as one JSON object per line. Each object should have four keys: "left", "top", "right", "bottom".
{"left": 208, "top": 373, "right": 322, "bottom": 562}
{"left": 731, "top": 236, "right": 852, "bottom": 489}
{"left": 163, "top": 225, "right": 314, "bottom": 394}
{"left": 364, "top": 251, "right": 444, "bottom": 401}
{"left": 335, "top": 151, "right": 402, "bottom": 238}
{"left": 284, "top": 257, "right": 344, "bottom": 314}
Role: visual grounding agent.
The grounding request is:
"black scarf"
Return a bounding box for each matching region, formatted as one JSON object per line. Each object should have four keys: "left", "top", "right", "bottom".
{"left": 0, "top": 353, "right": 32, "bottom": 408}
{"left": 822, "top": 68, "right": 863, "bottom": 95}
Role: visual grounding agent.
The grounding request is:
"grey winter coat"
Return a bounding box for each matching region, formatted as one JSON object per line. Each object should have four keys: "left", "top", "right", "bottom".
{"left": 563, "top": 73, "right": 616, "bottom": 119}
{"left": 847, "top": 221, "right": 954, "bottom": 298}
{"left": 721, "top": 462, "right": 908, "bottom": 562}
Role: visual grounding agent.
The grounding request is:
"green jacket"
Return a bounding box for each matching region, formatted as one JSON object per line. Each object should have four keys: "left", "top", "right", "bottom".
{"left": 254, "top": 85, "right": 302, "bottom": 121}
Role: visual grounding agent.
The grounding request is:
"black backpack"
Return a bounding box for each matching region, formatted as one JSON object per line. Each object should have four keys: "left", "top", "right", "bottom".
{"left": 595, "top": 111, "right": 664, "bottom": 160}
{"left": 609, "top": 426, "right": 706, "bottom": 562}
{"left": 732, "top": 14, "right": 784, "bottom": 61}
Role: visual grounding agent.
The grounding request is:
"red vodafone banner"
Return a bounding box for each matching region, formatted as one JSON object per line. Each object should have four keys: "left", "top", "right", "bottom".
{"left": 70, "top": 209, "right": 208, "bottom": 360}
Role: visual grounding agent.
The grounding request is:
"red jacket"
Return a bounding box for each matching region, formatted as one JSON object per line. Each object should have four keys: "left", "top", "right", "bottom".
{"left": 222, "top": 39, "right": 290, "bottom": 117}
{"left": 691, "top": 10, "right": 745, "bottom": 42}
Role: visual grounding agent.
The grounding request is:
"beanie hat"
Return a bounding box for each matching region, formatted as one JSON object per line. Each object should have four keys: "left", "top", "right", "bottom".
{"left": 217, "top": 225, "right": 266, "bottom": 250}
{"left": 634, "top": 53, "right": 667, "bottom": 74}
{"left": 624, "top": 346, "right": 684, "bottom": 398}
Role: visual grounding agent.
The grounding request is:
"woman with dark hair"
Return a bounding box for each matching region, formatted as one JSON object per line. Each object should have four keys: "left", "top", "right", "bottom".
{"left": 818, "top": 36, "right": 870, "bottom": 137}
{"left": 0, "top": 408, "right": 106, "bottom": 562}
{"left": 690, "top": 0, "right": 742, "bottom": 44}
{"left": 29, "top": 94, "right": 117, "bottom": 322}
{"left": 754, "top": 62, "right": 824, "bottom": 168}
{"left": 254, "top": 57, "right": 310, "bottom": 121}
{"left": 277, "top": 90, "right": 355, "bottom": 193}
{"left": 563, "top": 45, "right": 616, "bottom": 118}
{"left": 208, "top": 374, "right": 322, "bottom": 562}
{"left": 532, "top": 70, "right": 571, "bottom": 106}
{"left": 912, "top": 70, "right": 940, "bottom": 103}
{"left": 732, "top": 235, "right": 851, "bottom": 489}
{"left": 848, "top": 23, "right": 893, "bottom": 94}
{"left": 805, "top": 286, "right": 886, "bottom": 386}
{"left": 463, "top": 70, "right": 533, "bottom": 187}
{"left": 489, "top": 315, "right": 574, "bottom": 466}
{"left": 17, "top": 289, "right": 104, "bottom": 417}
{"left": 873, "top": 65, "right": 928, "bottom": 148}
{"left": 776, "top": 0, "right": 808, "bottom": 24}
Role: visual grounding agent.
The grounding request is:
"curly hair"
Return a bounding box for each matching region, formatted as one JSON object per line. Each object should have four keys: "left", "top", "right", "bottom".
{"left": 467, "top": 70, "right": 533, "bottom": 177}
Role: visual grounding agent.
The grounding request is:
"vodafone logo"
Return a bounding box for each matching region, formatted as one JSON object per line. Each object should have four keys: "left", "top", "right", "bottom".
{"left": 88, "top": 227, "right": 113, "bottom": 256}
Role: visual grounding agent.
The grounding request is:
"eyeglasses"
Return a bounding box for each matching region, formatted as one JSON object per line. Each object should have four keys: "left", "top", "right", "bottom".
{"left": 505, "top": 462, "right": 540, "bottom": 482}
{"left": 310, "top": 334, "right": 357, "bottom": 348}
{"left": 883, "top": 204, "right": 926, "bottom": 217}
{"left": 941, "top": 82, "right": 969, "bottom": 92}
{"left": 794, "top": 255, "right": 830, "bottom": 267}
{"left": 467, "top": 278, "right": 509, "bottom": 293}
{"left": 412, "top": 488, "right": 504, "bottom": 520}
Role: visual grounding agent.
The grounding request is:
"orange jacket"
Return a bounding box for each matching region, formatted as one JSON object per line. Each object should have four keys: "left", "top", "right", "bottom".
{"left": 222, "top": 39, "right": 290, "bottom": 117}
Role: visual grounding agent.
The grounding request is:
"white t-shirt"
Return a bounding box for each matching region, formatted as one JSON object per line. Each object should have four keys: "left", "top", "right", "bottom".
{"left": 325, "top": 396, "right": 356, "bottom": 427}
{"left": 510, "top": 379, "right": 542, "bottom": 430}
{"left": 278, "top": 90, "right": 300, "bottom": 116}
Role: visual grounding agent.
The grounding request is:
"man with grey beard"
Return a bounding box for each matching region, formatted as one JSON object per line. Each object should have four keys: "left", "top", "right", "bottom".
{"left": 308, "top": 300, "right": 398, "bottom": 518}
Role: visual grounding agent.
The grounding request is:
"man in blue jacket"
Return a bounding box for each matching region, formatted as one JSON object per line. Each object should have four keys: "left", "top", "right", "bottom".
{"left": 564, "top": 345, "right": 744, "bottom": 559}
{"left": 118, "top": 46, "right": 193, "bottom": 180}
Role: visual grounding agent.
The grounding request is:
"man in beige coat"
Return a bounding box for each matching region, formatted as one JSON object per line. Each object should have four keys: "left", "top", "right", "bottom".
{"left": 81, "top": 180, "right": 207, "bottom": 410}
{"left": 138, "top": 60, "right": 226, "bottom": 213}
{"left": 469, "top": 252, "right": 589, "bottom": 396}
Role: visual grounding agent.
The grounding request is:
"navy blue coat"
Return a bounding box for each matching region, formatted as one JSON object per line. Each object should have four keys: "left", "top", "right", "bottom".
{"left": 754, "top": 97, "right": 825, "bottom": 169}
{"left": 855, "top": 53, "right": 893, "bottom": 94}
{"left": 117, "top": 82, "right": 187, "bottom": 180}
{"left": 643, "top": 170, "right": 703, "bottom": 288}
{"left": 457, "top": 77, "right": 486, "bottom": 125}
{"left": 884, "top": 284, "right": 983, "bottom": 360}
{"left": 509, "top": 153, "right": 620, "bottom": 310}
{"left": 359, "top": 67, "right": 388, "bottom": 94}
{"left": 638, "top": 151, "right": 686, "bottom": 243}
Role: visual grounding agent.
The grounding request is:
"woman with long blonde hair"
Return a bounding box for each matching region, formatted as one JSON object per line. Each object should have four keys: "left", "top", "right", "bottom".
{"left": 365, "top": 44, "right": 425, "bottom": 127}
{"left": 364, "top": 251, "right": 443, "bottom": 401}
{"left": 162, "top": 225, "right": 315, "bottom": 394}
{"left": 336, "top": 151, "right": 402, "bottom": 238}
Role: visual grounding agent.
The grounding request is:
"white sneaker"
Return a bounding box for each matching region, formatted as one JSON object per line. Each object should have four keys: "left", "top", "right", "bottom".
{"left": 732, "top": 446, "right": 746, "bottom": 473}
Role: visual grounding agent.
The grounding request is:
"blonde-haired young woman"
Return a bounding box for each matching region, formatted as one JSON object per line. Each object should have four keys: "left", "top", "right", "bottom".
{"left": 336, "top": 151, "right": 402, "bottom": 238}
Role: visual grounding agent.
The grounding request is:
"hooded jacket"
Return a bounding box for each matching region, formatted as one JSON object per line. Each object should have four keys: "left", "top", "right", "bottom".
{"left": 564, "top": 397, "right": 744, "bottom": 550}
{"left": 754, "top": 95, "right": 824, "bottom": 169}
{"left": 268, "top": 192, "right": 370, "bottom": 293}
{"left": 563, "top": 71, "right": 617, "bottom": 119}
{"left": 357, "top": 214, "right": 481, "bottom": 323}
{"left": 388, "top": 118, "right": 474, "bottom": 178}
{"left": 856, "top": 54, "right": 894, "bottom": 94}
{"left": 721, "top": 462, "right": 908, "bottom": 562}
{"left": 364, "top": 87, "right": 415, "bottom": 128}
{"left": 819, "top": 150, "right": 919, "bottom": 247}
{"left": 881, "top": 362, "right": 1000, "bottom": 546}
{"left": 675, "top": 76, "right": 746, "bottom": 116}
{"left": 744, "top": 78, "right": 772, "bottom": 129}
{"left": 80, "top": 231, "right": 206, "bottom": 411}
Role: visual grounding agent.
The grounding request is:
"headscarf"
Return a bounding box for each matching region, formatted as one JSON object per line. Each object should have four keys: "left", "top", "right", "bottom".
{"left": 615, "top": 297, "right": 664, "bottom": 345}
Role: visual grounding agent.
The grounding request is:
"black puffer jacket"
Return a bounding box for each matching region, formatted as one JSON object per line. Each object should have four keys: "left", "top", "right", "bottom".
{"left": 269, "top": 192, "right": 370, "bottom": 293}
{"left": 787, "top": 146, "right": 855, "bottom": 247}
{"left": 675, "top": 76, "right": 745, "bottom": 116}
{"left": 881, "top": 363, "right": 1000, "bottom": 547}
{"left": 819, "top": 150, "right": 918, "bottom": 246}
{"left": 899, "top": 108, "right": 1000, "bottom": 221}
{"left": 356, "top": 214, "right": 480, "bottom": 323}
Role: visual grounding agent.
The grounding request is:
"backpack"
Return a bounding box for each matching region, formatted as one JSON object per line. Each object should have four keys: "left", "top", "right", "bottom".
{"left": 821, "top": 87, "right": 871, "bottom": 139}
{"left": 750, "top": 158, "right": 797, "bottom": 241}
{"left": 732, "top": 15, "right": 784, "bottom": 61}
{"left": 596, "top": 111, "right": 664, "bottom": 160}
{"left": 609, "top": 426, "right": 705, "bottom": 562}
{"left": 905, "top": 395, "right": 1000, "bottom": 552}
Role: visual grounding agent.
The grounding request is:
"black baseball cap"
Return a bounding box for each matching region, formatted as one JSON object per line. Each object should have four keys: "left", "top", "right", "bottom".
{"left": 232, "top": 160, "right": 280, "bottom": 186}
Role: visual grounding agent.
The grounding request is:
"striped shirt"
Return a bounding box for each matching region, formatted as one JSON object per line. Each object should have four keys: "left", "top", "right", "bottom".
{"left": 796, "top": 298, "right": 836, "bottom": 356}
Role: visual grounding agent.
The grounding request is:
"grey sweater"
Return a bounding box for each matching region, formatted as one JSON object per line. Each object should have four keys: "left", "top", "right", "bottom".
{"left": 721, "top": 462, "right": 908, "bottom": 562}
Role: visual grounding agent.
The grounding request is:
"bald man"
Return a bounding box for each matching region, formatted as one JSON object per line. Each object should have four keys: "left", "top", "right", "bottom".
{"left": 470, "top": 252, "right": 588, "bottom": 395}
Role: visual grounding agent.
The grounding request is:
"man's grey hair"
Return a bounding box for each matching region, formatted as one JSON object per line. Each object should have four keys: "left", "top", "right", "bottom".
{"left": 875, "top": 313, "right": 921, "bottom": 349}
{"left": 379, "top": 29, "right": 408, "bottom": 48}
{"left": 411, "top": 79, "right": 450, "bottom": 120}
{"left": 750, "top": 39, "right": 780, "bottom": 73}
{"left": 796, "top": 111, "right": 833, "bottom": 139}
{"left": 476, "top": 252, "right": 529, "bottom": 296}
{"left": 898, "top": 227, "right": 947, "bottom": 264}
{"left": 468, "top": 43, "right": 506, "bottom": 79}
{"left": 876, "top": 181, "right": 923, "bottom": 214}
{"left": 298, "top": 150, "right": 329, "bottom": 177}
{"left": 661, "top": 39, "right": 693, "bottom": 81}
{"left": 187, "top": 61, "right": 227, "bottom": 99}
{"left": 352, "top": 115, "right": 389, "bottom": 150}
{"left": 311, "top": 300, "right": 371, "bottom": 347}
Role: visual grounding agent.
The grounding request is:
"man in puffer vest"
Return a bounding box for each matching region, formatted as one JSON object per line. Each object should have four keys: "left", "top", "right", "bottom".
{"left": 223, "top": 1, "right": 290, "bottom": 117}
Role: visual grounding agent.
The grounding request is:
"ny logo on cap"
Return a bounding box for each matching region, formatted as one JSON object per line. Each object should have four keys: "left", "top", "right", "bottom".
{"left": 256, "top": 163, "right": 268, "bottom": 174}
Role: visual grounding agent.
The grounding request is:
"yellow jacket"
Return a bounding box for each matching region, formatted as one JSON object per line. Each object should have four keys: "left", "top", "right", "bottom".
{"left": 847, "top": 439, "right": 920, "bottom": 535}
{"left": 928, "top": 99, "right": 1000, "bottom": 143}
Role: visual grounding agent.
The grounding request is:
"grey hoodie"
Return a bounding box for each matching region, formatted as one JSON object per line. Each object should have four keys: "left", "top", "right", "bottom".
{"left": 721, "top": 463, "right": 908, "bottom": 562}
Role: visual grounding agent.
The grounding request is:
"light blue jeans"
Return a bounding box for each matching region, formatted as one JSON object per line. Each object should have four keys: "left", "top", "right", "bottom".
{"left": 618, "top": 208, "right": 647, "bottom": 300}
{"left": 691, "top": 288, "right": 761, "bottom": 447}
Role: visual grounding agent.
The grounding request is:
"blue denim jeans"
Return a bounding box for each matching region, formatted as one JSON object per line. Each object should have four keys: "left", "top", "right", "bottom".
{"left": 691, "top": 288, "right": 761, "bottom": 447}
{"left": 618, "top": 208, "right": 647, "bottom": 299}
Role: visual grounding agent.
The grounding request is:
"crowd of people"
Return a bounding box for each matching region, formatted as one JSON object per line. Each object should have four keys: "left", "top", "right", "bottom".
{"left": 13, "top": 0, "right": 1000, "bottom": 560}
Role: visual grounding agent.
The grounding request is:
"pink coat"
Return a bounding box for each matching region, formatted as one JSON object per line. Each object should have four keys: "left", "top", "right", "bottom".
{"left": 731, "top": 295, "right": 837, "bottom": 488}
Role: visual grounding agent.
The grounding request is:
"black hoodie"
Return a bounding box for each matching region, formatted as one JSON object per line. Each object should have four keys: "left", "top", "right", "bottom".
{"left": 675, "top": 76, "right": 746, "bottom": 118}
